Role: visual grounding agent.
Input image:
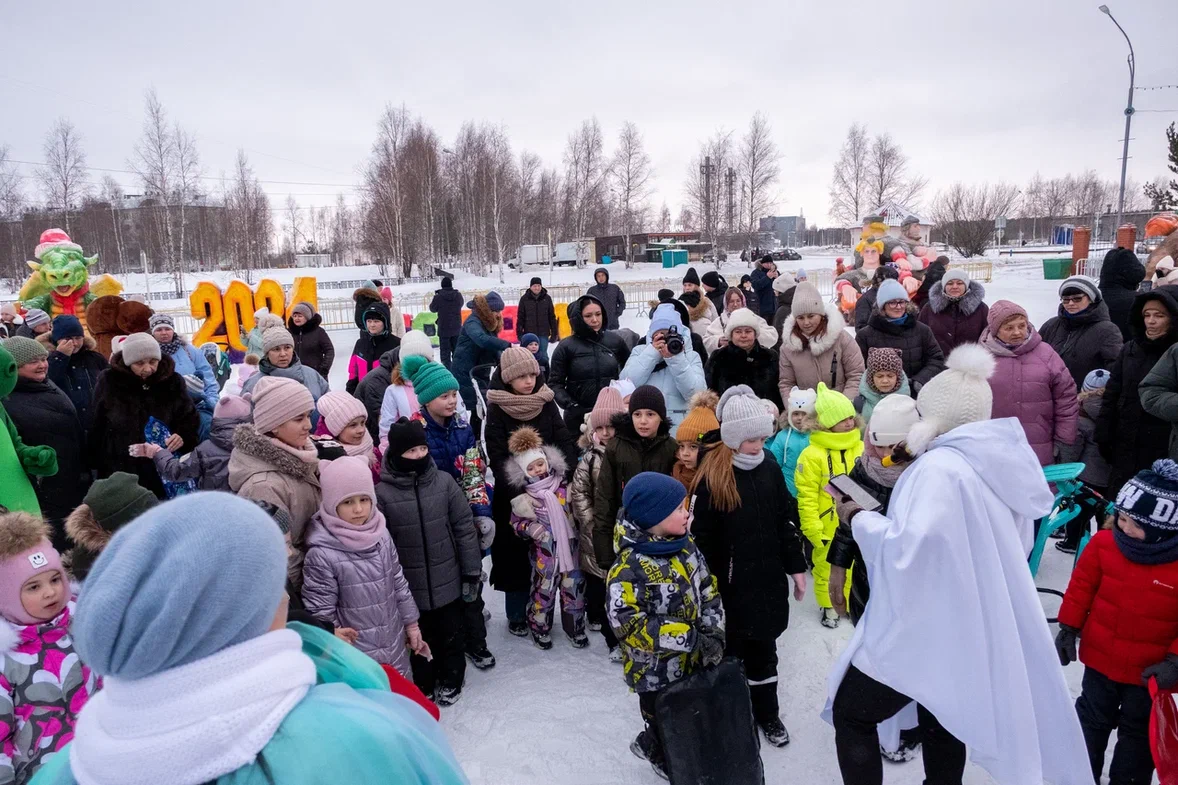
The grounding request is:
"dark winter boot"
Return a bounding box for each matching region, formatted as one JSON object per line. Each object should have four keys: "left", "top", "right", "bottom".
{"left": 532, "top": 630, "right": 553, "bottom": 650}
{"left": 630, "top": 730, "right": 669, "bottom": 780}
{"left": 465, "top": 646, "right": 496, "bottom": 670}
{"left": 569, "top": 631, "right": 590, "bottom": 648}
{"left": 435, "top": 684, "right": 462, "bottom": 707}
{"left": 508, "top": 620, "right": 528, "bottom": 637}
{"left": 759, "top": 717, "right": 791, "bottom": 747}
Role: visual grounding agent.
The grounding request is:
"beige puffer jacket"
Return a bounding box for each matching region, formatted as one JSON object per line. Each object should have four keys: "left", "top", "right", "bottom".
{"left": 776, "top": 302, "right": 865, "bottom": 401}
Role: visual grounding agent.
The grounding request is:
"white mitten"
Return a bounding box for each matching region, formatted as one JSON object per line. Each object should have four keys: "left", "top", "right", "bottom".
{"left": 511, "top": 494, "right": 536, "bottom": 520}
{"left": 475, "top": 516, "right": 496, "bottom": 550}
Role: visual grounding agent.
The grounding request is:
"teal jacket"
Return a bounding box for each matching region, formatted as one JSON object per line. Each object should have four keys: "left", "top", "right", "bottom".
{"left": 31, "top": 623, "right": 468, "bottom": 785}
{"left": 767, "top": 426, "right": 810, "bottom": 497}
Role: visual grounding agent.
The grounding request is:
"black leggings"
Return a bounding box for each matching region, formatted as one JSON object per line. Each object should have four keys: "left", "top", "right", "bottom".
{"left": 832, "top": 666, "right": 966, "bottom": 785}
{"left": 585, "top": 574, "right": 618, "bottom": 649}
{"left": 410, "top": 600, "right": 466, "bottom": 696}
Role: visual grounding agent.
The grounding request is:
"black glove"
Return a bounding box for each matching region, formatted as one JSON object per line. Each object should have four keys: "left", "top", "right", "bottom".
{"left": 1055, "top": 624, "right": 1079, "bottom": 667}
{"left": 1143, "top": 654, "right": 1178, "bottom": 689}
{"left": 461, "top": 578, "right": 480, "bottom": 604}
{"left": 697, "top": 634, "right": 724, "bottom": 668}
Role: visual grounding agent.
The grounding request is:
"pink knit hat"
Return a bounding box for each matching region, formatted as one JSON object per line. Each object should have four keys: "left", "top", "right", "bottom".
{"left": 589, "top": 386, "right": 626, "bottom": 430}
{"left": 316, "top": 390, "right": 368, "bottom": 437}
{"left": 319, "top": 455, "right": 376, "bottom": 514}
{"left": 0, "top": 514, "right": 65, "bottom": 626}
{"left": 213, "top": 394, "right": 252, "bottom": 420}
{"left": 986, "top": 300, "right": 1028, "bottom": 334}
{"left": 250, "top": 376, "right": 314, "bottom": 435}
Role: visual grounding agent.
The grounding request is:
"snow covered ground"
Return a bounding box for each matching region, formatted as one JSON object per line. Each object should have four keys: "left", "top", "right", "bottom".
{"left": 315, "top": 260, "right": 1114, "bottom": 785}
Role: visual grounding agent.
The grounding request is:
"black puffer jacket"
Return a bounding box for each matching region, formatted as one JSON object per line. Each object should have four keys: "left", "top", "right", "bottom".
{"left": 704, "top": 342, "right": 782, "bottom": 409}
{"left": 483, "top": 372, "right": 578, "bottom": 593}
{"left": 4, "top": 377, "right": 87, "bottom": 544}
{"left": 87, "top": 355, "right": 201, "bottom": 499}
{"left": 772, "top": 287, "right": 796, "bottom": 350}
{"left": 353, "top": 348, "right": 400, "bottom": 440}
{"left": 854, "top": 288, "right": 878, "bottom": 330}
{"left": 1099, "top": 247, "right": 1147, "bottom": 342}
{"left": 549, "top": 294, "right": 631, "bottom": 433}
{"left": 704, "top": 277, "right": 729, "bottom": 314}
{"left": 288, "top": 312, "right": 335, "bottom": 379}
{"left": 592, "top": 413, "right": 678, "bottom": 568}
{"left": 586, "top": 268, "right": 626, "bottom": 330}
{"left": 429, "top": 286, "right": 465, "bottom": 338}
{"left": 1096, "top": 287, "right": 1178, "bottom": 492}
{"left": 516, "top": 288, "right": 559, "bottom": 342}
{"left": 689, "top": 453, "right": 808, "bottom": 640}
{"left": 1039, "top": 300, "right": 1124, "bottom": 390}
{"left": 45, "top": 339, "right": 107, "bottom": 429}
{"left": 913, "top": 259, "right": 948, "bottom": 310}
{"left": 854, "top": 306, "right": 946, "bottom": 393}
{"left": 375, "top": 459, "right": 482, "bottom": 611}
{"left": 827, "top": 460, "right": 898, "bottom": 625}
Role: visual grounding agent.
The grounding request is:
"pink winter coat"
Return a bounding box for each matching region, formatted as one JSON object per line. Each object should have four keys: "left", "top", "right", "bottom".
{"left": 981, "top": 327, "right": 1079, "bottom": 465}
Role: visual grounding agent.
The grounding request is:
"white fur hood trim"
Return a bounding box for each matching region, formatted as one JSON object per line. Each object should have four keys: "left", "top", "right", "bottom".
{"left": 782, "top": 303, "right": 846, "bottom": 355}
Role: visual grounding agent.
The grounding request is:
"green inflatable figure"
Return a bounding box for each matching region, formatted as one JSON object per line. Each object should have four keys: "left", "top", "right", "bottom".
{"left": 0, "top": 345, "right": 58, "bottom": 515}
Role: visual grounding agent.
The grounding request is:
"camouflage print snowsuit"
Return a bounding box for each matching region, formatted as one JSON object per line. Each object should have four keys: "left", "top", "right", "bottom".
{"left": 607, "top": 517, "right": 725, "bottom": 694}
{"left": 510, "top": 480, "right": 586, "bottom": 637}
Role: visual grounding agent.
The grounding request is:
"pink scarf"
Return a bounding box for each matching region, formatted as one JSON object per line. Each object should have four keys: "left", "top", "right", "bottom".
{"left": 313, "top": 503, "right": 387, "bottom": 552}
{"left": 341, "top": 429, "right": 375, "bottom": 464}
{"left": 526, "top": 473, "right": 577, "bottom": 572}
{"left": 402, "top": 381, "right": 420, "bottom": 418}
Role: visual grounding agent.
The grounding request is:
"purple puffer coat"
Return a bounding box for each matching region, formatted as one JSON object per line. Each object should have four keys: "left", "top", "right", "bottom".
{"left": 981, "top": 327, "right": 1079, "bottom": 465}
{"left": 918, "top": 279, "right": 989, "bottom": 356}
{"left": 301, "top": 520, "right": 420, "bottom": 676}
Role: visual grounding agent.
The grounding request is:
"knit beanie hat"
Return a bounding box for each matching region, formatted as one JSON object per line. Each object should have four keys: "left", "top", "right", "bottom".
{"left": 610, "top": 378, "right": 636, "bottom": 401}
{"left": 648, "top": 303, "right": 685, "bottom": 341}
{"left": 943, "top": 269, "right": 970, "bottom": 286}
{"left": 441, "top": 276, "right": 453, "bottom": 290}
{"left": 65, "top": 472, "right": 159, "bottom": 581}
{"left": 508, "top": 427, "right": 548, "bottom": 476}
{"left": 316, "top": 390, "right": 369, "bottom": 436}
{"left": 623, "top": 472, "right": 687, "bottom": 531}
{"left": 291, "top": 302, "right": 314, "bottom": 320}
{"left": 22, "top": 309, "right": 49, "bottom": 330}
{"left": 866, "top": 347, "right": 903, "bottom": 378}
{"left": 213, "top": 394, "right": 252, "bottom": 420}
{"left": 320, "top": 456, "right": 377, "bottom": 516}
{"left": 0, "top": 513, "right": 65, "bottom": 626}
{"left": 402, "top": 355, "right": 459, "bottom": 405}
{"left": 724, "top": 308, "right": 764, "bottom": 339}
{"left": 499, "top": 345, "right": 540, "bottom": 383}
{"left": 790, "top": 282, "right": 825, "bottom": 317}
{"left": 118, "top": 332, "right": 161, "bottom": 365}
{"left": 986, "top": 300, "right": 1028, "bottom": 334}
{"left": 906, "top": 344, "right": 996, "bottom": 456}
{"left": 2, "top": 336, "right": 48, "bottom": 367}
{"left": 629, "top": 384, "right": 667, "bottom": 421}
{"left": 399, "top": 329, "right": 434, "bottom": 363}
{"left": 519, "top": 332, "right": 541, "bottom": 348}
{"left": 254, "top": 307, "right": 270, "bottom": 320}
{"left": 148, "top": 313, "right": 175, "bottom": 333}
{"left": 701, "top": 271, "right": 723, "bottom": 289}
{"left": 529, "top": 276, "right": 543, "bottom": 287}
{"left": 73, "top": 492, "right": 288, "bottom": 679}
{"left": 795, "top": 268, "right": 808, "bottom": 281}
{"left": 814, "top": 382, "right": 856, "bottom": 429}
{"left": 0, "top": 303, "right": 17, "bottom": 320}
{"left": 250, "top": 376, "right": 314, "bottom": 435}
{"left": 262, "top": 325, "right": 295, "bottom": 354}
{"left": 772, "top": 271, "right": 797, "bottom": 295}
{"left": 1060, "top": 275, "right": 1101, "bottom": 304}
{"left": 1083, "top": 369, "right": 1111, "bottom": 392}
{"left": 677, "top": 390, "right": 720, "bottom": 443}
{"left": 875, "top": 279, "right": 909, "bottom": 307}
{"left": 867, "top": 395, "right": 920, "bottom": 447}
{"left": 717, "top": 385, "right": 774, "bottom": 449}
{"left": 590, "top": 386, "right": 627, "bottom": 430}
{"left": 787, "top": 387, "right": 817, "bottom": 416}
{"left": 682, "top": 267, "right": 701, "bottom": 286}
{"left": 51, "top": 315, "right": 83, "bottom": 342}
{"left": 1116, "top": 460, "right": 1178, "bottom": 542}
{"left": 386, "top": 417, "right": 428, "bottom": 458}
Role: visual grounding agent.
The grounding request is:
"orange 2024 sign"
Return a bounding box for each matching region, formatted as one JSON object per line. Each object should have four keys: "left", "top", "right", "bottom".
{"left": 190, "top": 277, "right": 318, "bottom": 352}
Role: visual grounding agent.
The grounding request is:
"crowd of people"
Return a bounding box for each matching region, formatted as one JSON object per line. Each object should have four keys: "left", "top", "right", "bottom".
{"left": 2, "top": 246, "right": 1178, "bottom": 784}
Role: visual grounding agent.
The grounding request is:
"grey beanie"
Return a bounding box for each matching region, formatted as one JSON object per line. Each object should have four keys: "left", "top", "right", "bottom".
{"left": 148, "top": 313, "right": 175, "bottom": 333}
{"left": 942, "top": 269, "right": 970, "bottom": 286}
{"left": 291, "top": 302, "right": 314, "bottom": 320}
{"left": 1060, "top": 275, "right": 1101, "bottom": 304}
{"left": 73, "top": 492, "right": 288, "bottom": 679}
{"left": 789, "top": 282, "right": 826, "bottom": 318}
{"left": 120, "top": 332, "right": 162, "bottom": 365}
{"left": 717, "top": 384, "right": 775, "bottom": 449}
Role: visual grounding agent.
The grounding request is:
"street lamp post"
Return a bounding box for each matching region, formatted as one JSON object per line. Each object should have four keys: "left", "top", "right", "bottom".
{"left": 1099, "top": 4, "right": 1135, "bottom": 232}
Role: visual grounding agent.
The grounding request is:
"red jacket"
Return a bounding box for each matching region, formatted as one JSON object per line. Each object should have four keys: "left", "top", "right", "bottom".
{"left": 1058, "top": 529, "right": 1178, "bottom": 685}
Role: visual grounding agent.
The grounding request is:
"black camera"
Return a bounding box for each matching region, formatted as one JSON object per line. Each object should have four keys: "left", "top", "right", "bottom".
{"left": 664, "top": 326, "right": 685, "bottom": 355}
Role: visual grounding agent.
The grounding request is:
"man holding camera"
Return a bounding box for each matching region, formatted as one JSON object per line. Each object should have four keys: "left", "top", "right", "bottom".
{"left": 619, "top": 303, "right": 706, "bottom": 427}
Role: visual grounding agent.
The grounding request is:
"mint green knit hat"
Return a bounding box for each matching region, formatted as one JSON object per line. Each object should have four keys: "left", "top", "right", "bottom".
{"left": 403, "top": 355, "right": 458, "bottom": 405}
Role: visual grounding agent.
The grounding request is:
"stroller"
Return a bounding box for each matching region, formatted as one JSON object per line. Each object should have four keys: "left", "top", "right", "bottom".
{"left": 469, "top": 363, "right": 497, "bottom": 465}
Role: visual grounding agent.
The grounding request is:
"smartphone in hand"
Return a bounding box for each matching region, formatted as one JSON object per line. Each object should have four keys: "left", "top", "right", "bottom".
{"left": 824, "top": 474, "right": 882, "bottom": 512}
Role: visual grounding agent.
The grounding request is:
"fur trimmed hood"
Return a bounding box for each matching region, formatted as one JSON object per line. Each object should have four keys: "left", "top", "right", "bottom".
{"left": 353, "top": 286, "right": 383, "bottom": 305}
{"left": 470, "top": 294, "right": 503, "bottom": 332}
{"left": 502, "top": 443, "right": 570, "bottom": 488}
{"left": 63, "top": 503, "right": 109, "bottom": 581}
{"left": 927, "top": 279, "right": 986, "bottom": 316}
{"left": 782, "top": 303, "right": 847, "bottom": 355}
{"left": 230, "top": 424, "right": 319, "bottom": 483}
{"left": 0, "top": 512, "right": 50, "bottom": 559}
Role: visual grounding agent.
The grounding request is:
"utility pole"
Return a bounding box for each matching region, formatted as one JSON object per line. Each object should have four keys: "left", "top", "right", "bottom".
{"left": 725, "top": 167, "right": 736, "bottom": 243}
{"left": 699, "top": 156, "right": 715, "bottom": 243}
{"left": 1099, "top": 4, "right": 1135, "bottom": 230}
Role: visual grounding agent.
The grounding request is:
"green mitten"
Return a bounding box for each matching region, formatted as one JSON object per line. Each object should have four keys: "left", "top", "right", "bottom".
{"left": 18, "top": 445, "right": 58, "bottom": 477}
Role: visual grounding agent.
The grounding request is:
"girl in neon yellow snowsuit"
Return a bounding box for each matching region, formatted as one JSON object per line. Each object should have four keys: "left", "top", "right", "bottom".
{"left": 794, "top": 383, "right": 861, "bottom": 628}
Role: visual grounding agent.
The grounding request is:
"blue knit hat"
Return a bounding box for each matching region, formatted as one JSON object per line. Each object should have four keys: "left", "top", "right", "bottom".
{"left": 1083, "top": 369, "right": 1110, "bottom": 392}
{"left": 51, "top": 314, "right": 83, "bottom": 342}
{"left": 520, "top": 332, "right": 540, "bottom": 348}
{"left": 73, "top": 492, "right": 288, "bottom": 679}
{"left": 648, "top": 303, "right": 685, "bottom": 341}
{"left": 875, "top": 279, "right": 909, "bottom": 308}
{"left": 1115, "top": 460, "right": 1178, "bottom": 543}
{"left": 623, "top": 472, "right": 687, "bottom": 530}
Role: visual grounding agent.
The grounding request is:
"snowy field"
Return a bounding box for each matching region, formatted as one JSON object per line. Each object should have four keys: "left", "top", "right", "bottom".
{"left": 312, "top": 260, "right": 1116, "bottom": 785}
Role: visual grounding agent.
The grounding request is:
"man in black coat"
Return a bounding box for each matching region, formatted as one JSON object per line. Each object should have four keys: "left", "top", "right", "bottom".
{"left": 1099, "top": 246, "right": 1146, "bottom": 342}
{"left": 587, "top": 267, "right": 626, "bottom": 330}
{"left": 430, "top": 276, "right": 464, "bottom": 369}
{"left": 516, "top": 277, "right": 559, "bottom": 361}
{"left": 46, "top": 315, "right": 107, "bottom": 429}
{"left": 749, "top": 255, "right": 779, "bottom": 318}
{"left": 701, "top": 270, "right": 729, "bottom": 313}
{"left": 549, "top": 294, "right": 630, "bottom": 433}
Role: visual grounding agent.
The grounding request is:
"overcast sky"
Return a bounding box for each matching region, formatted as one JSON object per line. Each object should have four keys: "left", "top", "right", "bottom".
{"left": 4, "top": 0, "right": 1176, "bottom": 228}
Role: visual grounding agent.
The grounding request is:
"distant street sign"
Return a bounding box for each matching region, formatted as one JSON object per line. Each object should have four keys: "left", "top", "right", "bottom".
{"left": 995, "top": 216, "right": 1007, "bottom": 229}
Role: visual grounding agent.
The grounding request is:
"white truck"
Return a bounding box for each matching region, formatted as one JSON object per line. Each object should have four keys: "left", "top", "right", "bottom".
{"left": 553, "top": 239, "right": 595, "bottom": 267}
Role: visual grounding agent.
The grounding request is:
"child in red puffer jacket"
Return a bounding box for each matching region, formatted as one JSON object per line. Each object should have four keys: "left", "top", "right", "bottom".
{"left": 1056, "top": 458, "right": 1178, "bottom": 785}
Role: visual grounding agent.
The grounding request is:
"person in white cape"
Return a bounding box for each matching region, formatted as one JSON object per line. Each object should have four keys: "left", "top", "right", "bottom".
{"left": 823, "top": 343, "right": 1092, "bottom": 785}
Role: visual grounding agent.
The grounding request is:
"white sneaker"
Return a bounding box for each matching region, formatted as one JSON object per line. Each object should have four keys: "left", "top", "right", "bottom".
{"left": 821, "top": 608, "right": 840, "bottom": 629}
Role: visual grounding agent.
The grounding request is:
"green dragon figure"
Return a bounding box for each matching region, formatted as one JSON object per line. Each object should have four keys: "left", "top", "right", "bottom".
{"left": 18, "top": 228, "right": 122, "bottom": 332}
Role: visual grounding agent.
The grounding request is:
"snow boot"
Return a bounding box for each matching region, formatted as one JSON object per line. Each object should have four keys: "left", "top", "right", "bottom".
{"left": 466, "top": 646, "right": 496, "bottom": 670}
{"left": 1055, "top": 540, "right": 1078, "bottom": 555}
{"left": 821, "top": 608, "right": 840, "bottom": 629}
{"left": 881, "top": 738, "right": 921, "bottom": 763}
{"left": 588, "top": 620, "right": 602, "bottom": 632}
{"left": 435, "top": 684, "right": 462, "bottom": 707}
{"left": 608, "top": 646, "right": 624, "bottom": 663}
{"left": 532, "top": 630, "right": 553, "bottom": 650}
{"left": 759, "top": 717, "right": 791, "bottom": 748}
{"left": 508, "top": 620, "right": 528, "bottom": 637}
{"left": 630, "top": 730, "right": 669, "bottom": 781}
{"left": 569, "top": 631, "right": 590, "bottom": 649}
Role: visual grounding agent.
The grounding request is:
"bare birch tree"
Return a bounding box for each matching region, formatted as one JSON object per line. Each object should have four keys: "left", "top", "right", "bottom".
{"left": 564, "top": 119, "right": 607, "bottom": 268}
{"left": 37, "top": 119, "right": 89, "bottom": 232}
{"left": 174, "top": 125, "right": 201, "bottom": 272}
{"left": 658, "top": 202, "right": 671, "bottom": 232}
{"left": 100, "top": 175, "right": 127, "bottom": 273}
{"left": 739, "top": 112, "right": 781, "bottom": 239}
{"left": 867, "top": 132, "right": 926, "bottom": 209}
{"left": 930, "top": 182, "right": 1020, "bottom": 257}
{"left": 828, "top": 123, "right": 870, "bottom": 226}
{"left": 225, "top": 150, "right": 271, "bottom": 280}
{"left": 129, "top": 90, "right": 179, "bottom": 274}
{"left": 485, "top": 126, "right": 516, "bottom": 283}
{"left": 612, "top": 121, "right": 653, "bottom": 268}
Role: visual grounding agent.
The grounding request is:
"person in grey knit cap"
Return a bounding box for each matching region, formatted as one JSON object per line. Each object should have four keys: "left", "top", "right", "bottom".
{"left": 15, "top": 308, "right": 50, "bottom": 339}
{"left": 239, "top": 324, "right": 330, "bottom": 412}
{"left": 687, "top": 383, "right": 809, "bottom": 748}
{"left": 1039, "top": 273, "right": 1123, "bottom": 389}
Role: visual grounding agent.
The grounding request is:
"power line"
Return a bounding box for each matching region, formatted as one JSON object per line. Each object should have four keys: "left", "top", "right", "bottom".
{"left": 5, "top": 158, "right": 361, "bottom": 189}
